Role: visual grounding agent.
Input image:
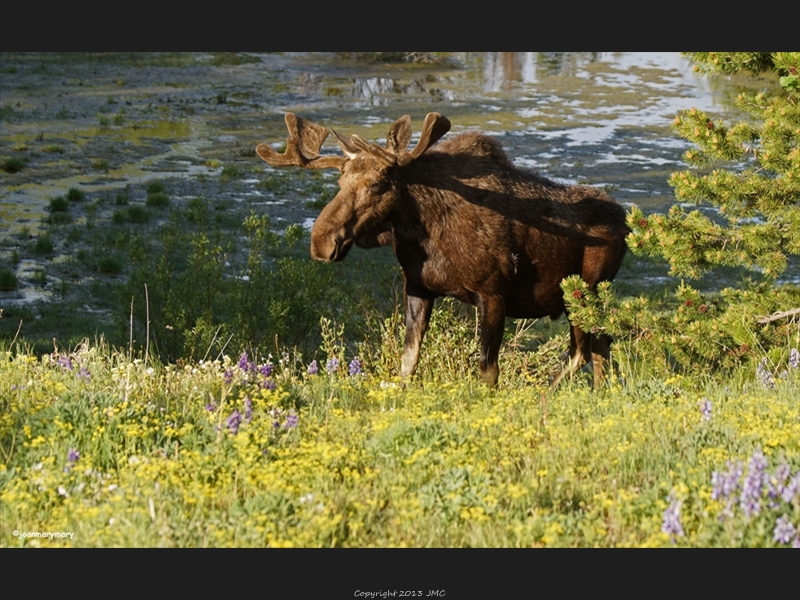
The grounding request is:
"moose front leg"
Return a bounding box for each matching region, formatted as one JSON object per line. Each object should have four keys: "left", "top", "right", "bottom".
{"left": 401, "top": 291, "right": 434, "bottom": 381}
{"left": 477, "top": 295, "right": 506, "bottom": 387}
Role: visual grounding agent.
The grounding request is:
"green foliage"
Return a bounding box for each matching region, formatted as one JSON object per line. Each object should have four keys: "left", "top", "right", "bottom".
{"left": 31, "top": 235, "right": 54, "bottom": 255}
{"left": 561, "top": 275, "right": 800, "bottom": 377}
{"left": 146, "top": 181, "right": 165, "bottom": 195}
{"left": 97, "top": 255, "right": 124, "bottom": 275}
{"left": 627, "top": 52, "right": 800, "bottom": 280}
{"left": 66, "top": 188, "right": 86, "bottom": 202}
{"left": 118, "top": 212, "right": 388, "bottom": 362}
{"left": 145, "top": 192, "right": 169, "bottom": 208}
{"left": 220, "top": 165, "right": 241, "bottom": 182}
{"left": 48, "top": 196, "right": 69, "bottom": 213}
{"left": 0, "top": 269, "right": 17, "bottom": 291}
{"left": 1, "top": 156, "right": 27, "bottom": 173}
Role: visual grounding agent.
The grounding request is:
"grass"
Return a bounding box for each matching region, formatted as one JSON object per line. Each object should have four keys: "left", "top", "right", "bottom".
{"left": 2, "top": 157, "right": 27, "bottom": 173}
{"left": 97, "top": 255, "right": 124, "bottom": 274}
{"left": 31, "top": 235, "right": 54, "bottom": 255}
{"left": 220, "top": 165, "right": 241, "bottom": 182}
{"left": 0, "top": 339, "right": 797, "bottom": 548}
{"left": 49, "top": 196, "right": 69, "bottom": 213}
{"left": 67, "top": 188, "right": 86, "bottom": 202}
{"left": 145, "top": 192, "right": 169, "bottom": 208}
{"left": 0, "top": 269, "right": 17, "bottom": 291}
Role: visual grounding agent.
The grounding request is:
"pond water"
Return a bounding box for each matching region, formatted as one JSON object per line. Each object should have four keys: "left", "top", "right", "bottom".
{"left": 0, "top": 52, "right": 780, "bottom": 311}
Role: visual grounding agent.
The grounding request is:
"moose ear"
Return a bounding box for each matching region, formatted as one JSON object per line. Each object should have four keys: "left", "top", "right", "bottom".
{"left": 386, "top": 115, "right": 412, "bottom": 154}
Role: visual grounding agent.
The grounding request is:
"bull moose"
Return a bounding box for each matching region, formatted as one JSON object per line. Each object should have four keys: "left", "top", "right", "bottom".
{"left": 256, "top": 112, "right": 629, "bottom": 388}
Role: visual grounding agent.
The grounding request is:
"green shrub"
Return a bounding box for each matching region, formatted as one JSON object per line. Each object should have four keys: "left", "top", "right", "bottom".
{"left": 220, "top": 165, "right": 241, "bottom": 182}
{"left": 32, "top": 235, "right": 54, "bottom": 255}
{"left": 66, "top": 187, "right": 86, "bottom": 202}
{"left": 146, "top": 181, "right": 165, "bottom": 195}
{"left": 0, "top": 269, "right": 17, "bottom": 291}
{"left": 97, "top": 255, "right": 124, "bottom": 274}
{"left": 1, "top": 157, "right": 26, "bottom": 173}
{"left": 146, "top": 192, "right": 170, "bottom": 208}
{"left": 126, "top": 205, "right": 150, "bottom": 223}
{"left": 47, "top": 212, "right": 73, "bottom": 225}
{"left": 49, "top": 196, "right": 69, "bottom": 212}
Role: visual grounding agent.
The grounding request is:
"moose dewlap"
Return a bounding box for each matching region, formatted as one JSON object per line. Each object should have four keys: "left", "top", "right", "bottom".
{"left": 256, "top": 113, "right": 629, "bottom": 388}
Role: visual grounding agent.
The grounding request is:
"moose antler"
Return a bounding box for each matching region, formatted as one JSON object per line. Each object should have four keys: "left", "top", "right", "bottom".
{"left": 256, "top": 113, "right": 347, "bottom": 170}
{"left": 257, "top": 112, "right": 451, "bottom": 170}
{"left": 338, "top": 112, "right": 451, "bottom": 167}
{"left": 398, "top": 112, "right": 451, "bottom": 166}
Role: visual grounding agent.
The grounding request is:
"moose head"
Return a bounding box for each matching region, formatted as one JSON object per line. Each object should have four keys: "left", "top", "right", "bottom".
{"left": 256, "top": 112, "right": 450, "bottom": 262}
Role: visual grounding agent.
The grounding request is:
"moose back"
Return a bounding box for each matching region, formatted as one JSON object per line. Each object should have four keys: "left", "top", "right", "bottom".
{"left": 256, "top": 113, "right": 629, "bottom": 387}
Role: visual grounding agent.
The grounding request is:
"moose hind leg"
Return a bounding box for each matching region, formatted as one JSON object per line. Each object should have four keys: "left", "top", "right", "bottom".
{"left": 401, "top": 292, "right": 434, "bottom": 381}
{"left": 590, "top": 333, "right": 612, "bottom": 389}
{"left": 477, "top": 295, "right": 506, "bottom": 387}
{"left": 550, "top": 325, "right": 591, "bottom": 389}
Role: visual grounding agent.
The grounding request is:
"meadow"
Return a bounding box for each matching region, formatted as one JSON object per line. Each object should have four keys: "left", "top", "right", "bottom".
{"left": 1, "top": 329, "right": 798, "bottom": 547}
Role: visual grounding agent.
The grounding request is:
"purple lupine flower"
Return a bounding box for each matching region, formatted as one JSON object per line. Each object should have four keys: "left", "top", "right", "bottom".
{"left": 698, "top": 398, "right": 712, "bottom": 421}
{"left": 661, "top": 492, "right": 684, "bottom": 540}
{"left": 349, "top": 357, "right": 362, "bottom": 377}
{"left": 205, "top": 402, "right": 217, "bottom": 412}
{"left": 307, "top": 360, "right": 319, "bottom": 376}
{"left": 711, "top": 460, "right": 743, "bottom": 501}
{"left": 756, "top": 358, "right": 775, "bottom": 389}
{"left": 740, "top": 447, "right": 768, "bottom": 518}
{"left": 237, "top": 352, "right": 252, "bottom": 372}
{"left": 326, "top": 357, "right": 339, "bottom": 375}
{"left": 226, "top": 410, "right": 242, "bottom": 435}
{"left": 64, "top": 447, "right": 79, "bottom": 473}
{"left": 244, "top": 397, "right": 252, "bottom": 422}
{"left": 223, "top": 368, "right": 234, "bottom": 385}
{"left": 283, "top": 414, "right": 298, "bottom": 429}
{"left": 711, "top": 460, "right": 744, "bottom": 521}
{"left": 766, "top": 460, "right": 791, "bottom": 508}
{"left": 773, "top": 515, "right": 797, "bottom": 545}
{"left": 78, "top": 366, "right": 91, "bottom": 381}
{"left": 262, "top": 379, "right": 276, "bottom": 391}
{"left": 782, "top": 471, "right": 800, "bottom": 504}
{"left": 259, "top": 362, "right": 274, "bottom": 378}
{"left": 790, "top": 349, "right": 800, "bottom": 370}
{"left": 57, "top": 355, "right": 73, "bottom": 371}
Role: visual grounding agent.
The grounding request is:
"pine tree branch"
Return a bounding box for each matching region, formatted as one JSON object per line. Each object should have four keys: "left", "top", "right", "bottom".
{"left": 755, "top": 307, "right": 800, "bottom": 325}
